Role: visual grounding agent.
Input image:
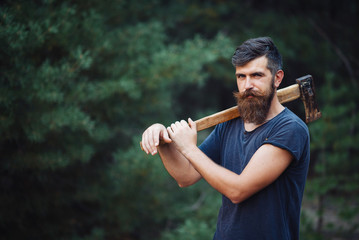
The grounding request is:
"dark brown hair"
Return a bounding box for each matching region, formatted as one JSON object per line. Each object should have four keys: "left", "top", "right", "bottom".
{"left": 231, "top": 37, "right": 282, "bottom": 75}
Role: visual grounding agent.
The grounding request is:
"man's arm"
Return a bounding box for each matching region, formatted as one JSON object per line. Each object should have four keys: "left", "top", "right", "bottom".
{"left": 167, "top": 119, "right": 293, "bottom": 204}
{"left": 141, "top": 123, "right": 202, "bottom": 187}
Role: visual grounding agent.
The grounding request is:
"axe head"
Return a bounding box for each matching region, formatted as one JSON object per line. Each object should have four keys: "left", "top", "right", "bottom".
{"left": 296, "top": 75, "right": 322, "bottom": 123}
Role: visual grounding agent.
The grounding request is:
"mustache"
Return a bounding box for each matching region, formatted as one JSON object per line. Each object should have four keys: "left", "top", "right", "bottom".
{"left": 233, "top": 90, "right": 265, "bottom": 100}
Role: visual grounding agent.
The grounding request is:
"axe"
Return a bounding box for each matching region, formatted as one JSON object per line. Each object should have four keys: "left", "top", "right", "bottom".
{"left": 140, "top": 75, "right": 321, "bottom": 149}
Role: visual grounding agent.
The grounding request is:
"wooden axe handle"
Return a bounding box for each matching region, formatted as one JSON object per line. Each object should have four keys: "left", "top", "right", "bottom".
{"left": 140, "top": 83, "right": 301, "bottom": 150}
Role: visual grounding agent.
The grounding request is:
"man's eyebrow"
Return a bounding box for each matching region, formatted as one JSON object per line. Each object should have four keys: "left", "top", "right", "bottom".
{"left": 235, "top": 72, "right": 265, "bottom": 77}
{"left": 235, "top": 73, "right": 245, "bottom": 76}
{"left": 251, "top": 72, "right": 265, "bottom": 76}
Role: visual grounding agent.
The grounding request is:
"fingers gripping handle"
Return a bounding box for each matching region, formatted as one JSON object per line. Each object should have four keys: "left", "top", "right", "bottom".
{"left": 140, "top": 139, "right": 166, "bottom": 151}
{"left": 139, "top": 107, "right": 239, "bottom": 151}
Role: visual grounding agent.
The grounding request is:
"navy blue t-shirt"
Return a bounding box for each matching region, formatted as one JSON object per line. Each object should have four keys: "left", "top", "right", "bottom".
{"left": 199, "top": 108, "right": 310, "bottom": 240}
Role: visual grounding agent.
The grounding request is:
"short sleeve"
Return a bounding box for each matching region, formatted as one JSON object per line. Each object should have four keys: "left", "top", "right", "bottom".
{"left": 263, "top": 119, "right": 309, "bottom": 163}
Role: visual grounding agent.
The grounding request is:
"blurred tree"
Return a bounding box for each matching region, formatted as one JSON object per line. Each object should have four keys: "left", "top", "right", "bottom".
{"left": 0, "top": 0, "right": 232, "bottom": 239}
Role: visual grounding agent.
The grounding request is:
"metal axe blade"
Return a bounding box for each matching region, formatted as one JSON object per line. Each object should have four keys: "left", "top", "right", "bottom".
{"left": 296, "top": 75, "right": 322, "bottom": 123}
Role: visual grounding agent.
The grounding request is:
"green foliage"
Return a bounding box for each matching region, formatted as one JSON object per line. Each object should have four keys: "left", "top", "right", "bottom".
{"left": 0, "top": 0, "right": 232, "bottom": 239}
{"left": 305, "top": 72, "right": 359, "bottom": 237}
{"left": 161, "top": 219, "right": 215, "bottom": 240}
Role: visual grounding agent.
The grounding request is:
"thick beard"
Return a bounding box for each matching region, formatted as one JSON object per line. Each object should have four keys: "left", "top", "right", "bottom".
{"left": 234, "top": 79, "right": 275, "bottom": 125}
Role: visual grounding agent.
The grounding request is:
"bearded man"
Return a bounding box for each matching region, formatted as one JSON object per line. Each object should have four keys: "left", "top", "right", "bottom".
{"left": 141, "top": 37, "right": 310, "bottom": 240}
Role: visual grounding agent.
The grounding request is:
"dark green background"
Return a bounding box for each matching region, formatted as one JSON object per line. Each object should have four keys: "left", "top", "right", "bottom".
{"left": 1, "top": 0, "right": 358, "bottom": 239}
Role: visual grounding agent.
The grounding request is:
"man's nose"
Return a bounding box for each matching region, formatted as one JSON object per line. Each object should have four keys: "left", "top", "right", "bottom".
{"left": 244, "top": 77, "right": 254, "bottom": 90}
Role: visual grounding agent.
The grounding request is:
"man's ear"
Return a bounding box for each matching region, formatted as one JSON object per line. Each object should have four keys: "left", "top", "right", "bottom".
{"left": 274, "top": 70, "right": 284, "bottom": 88}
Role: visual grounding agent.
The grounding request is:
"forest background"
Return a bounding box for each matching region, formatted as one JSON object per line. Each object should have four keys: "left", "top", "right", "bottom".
{"left": 1, "top": 0, "right": 358, "bottom": 239}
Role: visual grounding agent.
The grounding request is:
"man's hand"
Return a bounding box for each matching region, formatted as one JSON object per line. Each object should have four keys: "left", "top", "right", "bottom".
{"left": 141, "top": 123, "right": 172, "bottom": 155}
{"left": 167, "top": 118, "right": 197, "bottom": 154}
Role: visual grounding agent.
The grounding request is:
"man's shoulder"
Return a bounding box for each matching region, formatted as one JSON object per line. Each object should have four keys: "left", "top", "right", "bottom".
{"left": 275, "top": 108, "right": 309, "bottom": 132}
{"left": 265, "top": 108, "right": 310, "bottom": 162}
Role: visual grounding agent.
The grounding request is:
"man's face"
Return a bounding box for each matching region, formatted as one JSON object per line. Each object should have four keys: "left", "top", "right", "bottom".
{"left": 234, "top": 56, "right": 276, "bottom": 125}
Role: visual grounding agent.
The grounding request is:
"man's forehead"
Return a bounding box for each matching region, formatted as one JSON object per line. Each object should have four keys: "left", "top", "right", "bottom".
{"left": 235, "top": 56, "right": 269, "bottom": 74}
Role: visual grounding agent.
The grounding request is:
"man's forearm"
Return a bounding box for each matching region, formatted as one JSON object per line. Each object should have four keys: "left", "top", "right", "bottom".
{"left": 181, "top": 144, "right": 293, "bottom": 204}
{"left": 181, "top": 145, "right": 246, "bottom": 203}
{"left": 158, "top": 143, "right": 202, "bottom": 187}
